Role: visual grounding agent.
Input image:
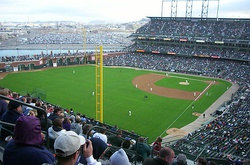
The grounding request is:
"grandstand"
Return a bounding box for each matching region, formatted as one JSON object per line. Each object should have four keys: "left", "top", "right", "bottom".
{"left": 0, "top": 1, "right": 249, "bottom": 165}
{"left": 103, "top": 15, "right": 250, "bottom": 164}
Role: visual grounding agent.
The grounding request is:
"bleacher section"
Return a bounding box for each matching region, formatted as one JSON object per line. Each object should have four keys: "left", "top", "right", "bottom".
{"left": 172, "top": 86, "right": 250, "bottom": 163}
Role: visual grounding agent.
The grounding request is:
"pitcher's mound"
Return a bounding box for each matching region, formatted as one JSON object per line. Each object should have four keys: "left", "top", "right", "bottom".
{"left": 166, "top": 128, "right": 188, "bottom": 136}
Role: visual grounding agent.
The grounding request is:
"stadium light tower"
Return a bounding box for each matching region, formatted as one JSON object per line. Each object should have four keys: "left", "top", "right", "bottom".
{"left": 185, "top": 0, "right": 194, "bottom": 19}
{"left": 201, "top": 0, "right": 209, "bottom": 19}
{"left": 171, "top": 0, "right": 178, "bottom": 18}
{"left": 161, "top": 0, "right": 220, "bottom": 19}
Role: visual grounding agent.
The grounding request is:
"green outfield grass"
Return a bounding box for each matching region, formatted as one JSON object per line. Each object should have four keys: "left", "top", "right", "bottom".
{"left": 0, "top": 65, "right": 232, "bottom": 142}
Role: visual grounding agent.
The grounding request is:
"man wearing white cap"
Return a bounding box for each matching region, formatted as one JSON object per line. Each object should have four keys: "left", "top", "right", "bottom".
{"left": 53, "top": 131, "right": 101, "bottom": 165}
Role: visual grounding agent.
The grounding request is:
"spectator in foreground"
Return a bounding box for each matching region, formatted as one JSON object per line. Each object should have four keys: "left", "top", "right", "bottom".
{"left": 109, "top": 148, "right": 130, "bottom": 165}
{"left": 51, "top": 131, "right": 101, "bottom": 165}
{"left": 108, "top": 130, "right": 123, "bottom": 147}
{"left": 48, "top": 118, "right": 66, "bottom": 140}
{"left": 78, "top": 137, "right": 108, "bottom": 164}
{"left": 93, "top": 126, "right": 108, "bottom": 144}
{"left": 1, "top": 100, "right": 24, "bottom": 139}
{"left": 172, "top": 153, "right": 187, "bottom": 165}
{"left": 29, "top": 109, "right": 38, "bottom": 117}
{"left": 70, "top": 115, "right": 82, "bottom": 134}
{"left": 121, "top": 137, "right": 132, "bottom": 149}
{"left": 82, "top": 124, "right": 93, "bottom": 140}
{"left": 196, "top": 157, "right": 207, "bottom": 165}
{"left": 0, "top": 88, "right": 9, "bottom": 119}
{"left": 19, "top": 96, "right": 29, "bottom": 115}
{"left": 62, "top": 117, "right": 71, "bottom": 131}
{"left": 3, "top": 116, "right": 55, "bottom": 165}
{"left": 152, "top": 136, "right": 163, "bottom": 157}
{"left": 131, "top": 136, "right": 151, "bottom": 162}
{"left": 37, "top": 105, "right": 53, "bottom": 131}
{"left": 48, "top": 117, "right": 66, "bottom": 149}
{"left": 48, "top": 107, "right": 63, "bottom": 122}
{"left": 143, "top": 147, "right": 175, "bottom": 165}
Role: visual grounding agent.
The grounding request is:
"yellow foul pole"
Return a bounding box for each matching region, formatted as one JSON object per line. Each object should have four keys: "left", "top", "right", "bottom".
{"left": 95, "top": 45, "right": 103, "bottom": 122}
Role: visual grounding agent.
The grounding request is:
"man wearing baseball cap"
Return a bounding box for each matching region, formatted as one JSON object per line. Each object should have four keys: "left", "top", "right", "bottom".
{"left": 1, "top": 100, "right": 24, "bottom": 139}
{"left": 53, "top": 131, "right": 101, "bottom": 165}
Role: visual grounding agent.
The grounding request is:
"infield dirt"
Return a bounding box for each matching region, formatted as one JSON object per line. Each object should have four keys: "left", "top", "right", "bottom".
{"left": 132, "top": 73, "right": 238, "bottom": 140}
{"left": 132, "top": 73, "right": 214, "bottom": 100}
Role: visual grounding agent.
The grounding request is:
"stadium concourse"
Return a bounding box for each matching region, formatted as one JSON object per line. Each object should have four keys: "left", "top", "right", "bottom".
{"left": 0, "top": 17, "right": 249, "bottom": 165}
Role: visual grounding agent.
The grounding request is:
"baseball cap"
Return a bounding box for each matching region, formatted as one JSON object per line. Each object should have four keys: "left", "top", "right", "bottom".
{"left": 8, "top": 100, "right": 22, "bottom": 109}
{"left": 54, "top": 131, "right": 86, "bottom": 157}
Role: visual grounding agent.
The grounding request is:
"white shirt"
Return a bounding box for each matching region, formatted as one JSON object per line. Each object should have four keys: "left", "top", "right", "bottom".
{"left": 92, "top": 132, "right": 107, "bottom": 144}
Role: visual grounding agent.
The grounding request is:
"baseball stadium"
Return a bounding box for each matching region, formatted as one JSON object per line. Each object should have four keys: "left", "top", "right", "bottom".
{"left": 0, "top": 0, "right": 249, "bottom": 165}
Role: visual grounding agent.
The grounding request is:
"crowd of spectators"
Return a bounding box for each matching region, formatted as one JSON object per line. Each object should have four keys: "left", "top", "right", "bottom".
{"left": 126, "top": 42, "right": 250, "bottom": 60}
{"left": 172, "top": 85, "right": 250, "bottom": 163}
{"left": 128, "top": 18, "right": 250, "bottom": 61}
{"left": 104, "top": 53, "right": 249, "bottom": 85}
{"left": 23, "top": 32, "right": 132, "bottom": 46}
{"left": 133, "top": 18, "right": 250, "bottom": 41}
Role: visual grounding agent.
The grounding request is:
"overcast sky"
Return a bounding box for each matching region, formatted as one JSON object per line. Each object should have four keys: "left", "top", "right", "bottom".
{"left": 0, "top": 0, "right": 250, "bottom": 23}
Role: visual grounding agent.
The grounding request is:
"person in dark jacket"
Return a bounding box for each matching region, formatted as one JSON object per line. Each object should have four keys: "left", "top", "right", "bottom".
{"left": 62, "top": 117, "right": 71, "bottom": 131}
{"left": 0, "top": 88, "right": 8, "bottom": 119}
{"left": 78, "top": 137, "right": 108, "bottom": 164}
{"left": 131, "top": 136, "right": 151, "bottom": 161}
{"left": 143, "top": 147, "right": 175, "bottom": 165}
{"left": 37, "top": 105, "right": 53, "bottom": 132}
{"left": 1, "top": 100, "right": 24, "bottom": 139}
{"left": 48, "top": 107, "right": 63, "bottom": 122}
{"left": 3, "top": 116, "right": 55, "bottom": 165}
{"left": 108, "top": 130, "right": 123, "bottom": 147}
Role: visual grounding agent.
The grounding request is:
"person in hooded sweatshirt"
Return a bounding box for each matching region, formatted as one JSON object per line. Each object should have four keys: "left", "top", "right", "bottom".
{"left": 48, "top": 117, "right": 67, "bottom": 149}
{"left": 3, "top": 115, "right": 55, "bottom": 165}
{"left": 48, "top": 117, "right": 67, "bottom": 140}
{"left": 109, "top": 148, "right": 131, "bottom": 165}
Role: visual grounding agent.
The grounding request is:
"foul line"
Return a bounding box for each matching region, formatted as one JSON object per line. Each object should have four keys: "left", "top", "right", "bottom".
{"left": 195, "top": 82, "right": 213, "bottom": 101}
{"left": 160, "top": 82, "right": 213, "bottom": 137}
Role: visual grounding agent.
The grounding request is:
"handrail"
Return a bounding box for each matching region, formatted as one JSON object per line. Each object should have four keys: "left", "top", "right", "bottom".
{"left": 194, "top": 144, "right": 209, "bottom": 163}
{"left": 0, "top": 94, "right": 49, "bottom": 148}
{"left": 161, "top": 134, "right": 187, "bottom": 146}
